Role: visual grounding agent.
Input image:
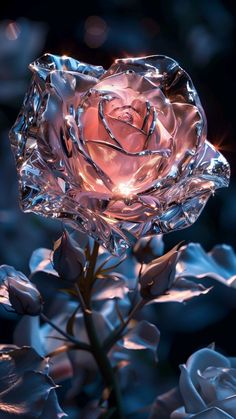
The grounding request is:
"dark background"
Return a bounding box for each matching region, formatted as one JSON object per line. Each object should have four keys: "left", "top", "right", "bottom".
{"left": 0, "top": 0, "right": 236, "bottom": 393}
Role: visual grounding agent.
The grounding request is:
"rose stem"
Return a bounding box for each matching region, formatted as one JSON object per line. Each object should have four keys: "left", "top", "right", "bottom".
{"left": 40, "top": 312, "right": 90, "bottom": 351}
{"left": 103, "top": 299, "right": 146, "bottom": 352}
{"left": 75, "top": 242, "right": 124, "bottom": 419}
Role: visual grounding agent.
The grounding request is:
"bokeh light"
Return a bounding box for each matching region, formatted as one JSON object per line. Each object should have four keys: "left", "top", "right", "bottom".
{"left": 84, "top": 15, "right": 108, "bottom": 48}
{"left": 5, "top": 21, "right": 21, "bottom": 41}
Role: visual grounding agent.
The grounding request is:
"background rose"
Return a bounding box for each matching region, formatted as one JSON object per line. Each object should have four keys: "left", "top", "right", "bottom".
{"left": 172, "top": 347, "right": 236, "bottom": 418}
{"left": 10, "top": 54, "right": 230, "bottom": 254}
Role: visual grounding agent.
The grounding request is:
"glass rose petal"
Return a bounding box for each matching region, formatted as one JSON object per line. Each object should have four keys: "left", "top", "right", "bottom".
{"left": 9, "top": 54, "right": 230, "bottom": 255}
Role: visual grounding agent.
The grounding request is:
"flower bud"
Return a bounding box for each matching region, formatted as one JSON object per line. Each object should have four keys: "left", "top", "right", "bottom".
{"left": 133, "top": 235, "right": 164, "bottom": 264}
{"left": 139, "top": 244, "right": 180, "bottom": 299}
{"left": 53, "top": 231, "right": 86, "bottom": 282}
{"left": 0, "top": 265, "right": 43, "bottom": 315}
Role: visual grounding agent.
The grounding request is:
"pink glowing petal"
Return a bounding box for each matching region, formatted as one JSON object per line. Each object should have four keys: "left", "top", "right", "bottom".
{"left": 107, "top": 99, "right": 146, "bottom": 130}
{"left": 145, "top": 89, "right": 177, "bottom": 136}
{"left": 86, "top": 140, "right": 170, "bottom": 193}
{"left": 145, "top": 110, "right": 175, "bottom": 154}
{"left": 82, "top": 106, "right": 108, "bottom": 141}
{"left": 104, "top": 115, "right": 147, "bottom": 152}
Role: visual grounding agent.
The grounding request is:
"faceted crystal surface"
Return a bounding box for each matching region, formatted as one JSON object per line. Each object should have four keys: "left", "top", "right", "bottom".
{"left": 9, "top": 54, "right": 230, "bottom": 255}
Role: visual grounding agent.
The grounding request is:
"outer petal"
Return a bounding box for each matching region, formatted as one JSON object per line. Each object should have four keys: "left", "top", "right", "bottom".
{"left": 30, "top": 53, "right": 105, "bottom": 80}
{"left": 212, "top": 395, "right": 236, "bottom": 417}
{"left": 171, "top": 406, "right": 234, "bottom": 418}
{"left": 145, "top": 140, "right": 230, "bottom": 236}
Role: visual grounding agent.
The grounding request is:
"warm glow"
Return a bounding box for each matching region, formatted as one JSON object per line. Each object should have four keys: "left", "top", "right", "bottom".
{"left": 214, "top": 133, "right": 232, "bottom": 153}
{"left": 117, "top": 183, "right": 133, "bottom": 196}
{"left": 119, "top": 51, "right": 148, "bottom": 60}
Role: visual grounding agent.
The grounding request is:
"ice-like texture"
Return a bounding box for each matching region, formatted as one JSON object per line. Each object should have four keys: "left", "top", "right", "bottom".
{"left": 9, "top": 54, "right": 230, "bottom": 255}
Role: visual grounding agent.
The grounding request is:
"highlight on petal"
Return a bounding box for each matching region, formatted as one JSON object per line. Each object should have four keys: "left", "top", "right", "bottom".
{"left": 92, "top": 274, "right": 129, "bottom": 300}
{"left": 152, "top": 278, "right": 211, "bottom": 304}
{"left": 122, "top": 320, "right": 160, "bottom": 359}
{"left": 29, "top": 248, "right": 58, "bottom": 277}
{"left": 212, "top": 395, "right": 236, "bottom": 418}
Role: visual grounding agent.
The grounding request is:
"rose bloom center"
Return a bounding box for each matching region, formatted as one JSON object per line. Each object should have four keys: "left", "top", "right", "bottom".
{"left": 112, "top": 105, "right": 136, "bottom": 125}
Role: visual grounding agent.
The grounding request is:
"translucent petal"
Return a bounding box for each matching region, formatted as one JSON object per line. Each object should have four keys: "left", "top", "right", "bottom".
{"left": 10, "top": 54, "right": 230, "bottom": 255}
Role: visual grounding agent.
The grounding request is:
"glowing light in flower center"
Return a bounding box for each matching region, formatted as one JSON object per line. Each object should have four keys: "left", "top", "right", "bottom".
{"left": 117, "top": 110, "right": 134, "bottom": 124}
{"left": 117, "top": 183, "right": 133, "bottom": 196}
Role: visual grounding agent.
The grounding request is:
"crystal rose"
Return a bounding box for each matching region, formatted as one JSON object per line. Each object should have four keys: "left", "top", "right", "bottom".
{"left": 10, "top": 54, "right": 230, "bottom": 255}
{"left": 172, "top": 347, "right": 236, "bottom": 418}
